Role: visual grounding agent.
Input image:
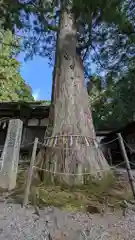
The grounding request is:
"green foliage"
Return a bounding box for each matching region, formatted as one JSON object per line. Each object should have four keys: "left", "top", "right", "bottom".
{"left": 35, "top": 100, "right": 51, "bottom": 106}
{"left": 85, "top": 0, "right": 135, "bottom": 129}
{"left": 91, "top": 0, "right": 135, "bottom": 75}
{"left": 88, "top": 66, "right": 135, "bottom": 130}
{"left": 0, "top": 1, "right": 129, "bottom": 60}
{"left": 0, "top": 30, "right": 34, "bottom": 101}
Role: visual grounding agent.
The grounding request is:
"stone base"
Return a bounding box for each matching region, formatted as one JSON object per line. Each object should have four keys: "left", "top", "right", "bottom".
{"left": 0, "top": 172, "right": 16, "bottom": 190}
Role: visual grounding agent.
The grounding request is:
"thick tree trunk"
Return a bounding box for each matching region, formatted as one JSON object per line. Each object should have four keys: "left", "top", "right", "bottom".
{"left": 37, "top": 7, "right": 110, "bottom": 184}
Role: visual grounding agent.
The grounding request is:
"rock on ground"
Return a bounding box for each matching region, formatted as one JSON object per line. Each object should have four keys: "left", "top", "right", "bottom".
{"left": 0, "top": 203, "right": 135, "bottom": 239}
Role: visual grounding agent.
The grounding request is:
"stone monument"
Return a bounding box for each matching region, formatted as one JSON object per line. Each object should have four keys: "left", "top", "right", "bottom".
{"left": 0, "top": 119, "right": 23, "bottom": 190}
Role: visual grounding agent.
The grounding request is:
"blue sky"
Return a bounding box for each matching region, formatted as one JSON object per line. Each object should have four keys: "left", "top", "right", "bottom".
{"left": 17, "top": 53, "right": 97, "bottom": 101}
{"left": 18, "top": 53, "right": 53, "bottom": 101}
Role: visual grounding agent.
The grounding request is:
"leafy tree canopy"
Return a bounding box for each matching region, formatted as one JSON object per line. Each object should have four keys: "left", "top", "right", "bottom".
{"left": 88, "top": 65, "right": 135, "bottom": 130}
{"left": 0, "top": 30, "right": 34, "bottom": 101}
{"left": 0, "top": 1, "right": 132, "bottom": 62}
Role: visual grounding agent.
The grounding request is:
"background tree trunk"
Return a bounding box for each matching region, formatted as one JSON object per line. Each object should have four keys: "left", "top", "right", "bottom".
{"left": 37, "top": 7, "right": 110, "bottom": 185}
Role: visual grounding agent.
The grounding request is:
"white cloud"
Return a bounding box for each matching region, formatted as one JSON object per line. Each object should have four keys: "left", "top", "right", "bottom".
{"left": 32, "top": 89, "right": 40, "bottom": 100}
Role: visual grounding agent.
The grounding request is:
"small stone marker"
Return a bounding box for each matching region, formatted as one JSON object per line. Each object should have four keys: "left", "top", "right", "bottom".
{"left": 0, "top": 119, "right": 23, "bottom": 190}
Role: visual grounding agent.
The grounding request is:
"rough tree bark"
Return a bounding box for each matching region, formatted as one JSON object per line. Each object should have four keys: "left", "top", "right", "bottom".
{"left": 37, "top": 4, "right": 110, "bottom": 184}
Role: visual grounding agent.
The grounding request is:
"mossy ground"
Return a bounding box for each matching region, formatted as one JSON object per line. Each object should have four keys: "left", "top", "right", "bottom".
{"left": 7, "top": 169, "right": 133, "bottom": 213}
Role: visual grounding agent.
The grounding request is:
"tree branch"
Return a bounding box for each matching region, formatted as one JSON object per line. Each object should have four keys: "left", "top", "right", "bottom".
{"left": 78, "top": 13, "right": 102, "bottom": 51}
{"left": 29, "top": 2, "right": 59, "bottom": 32}
{"left": 79, "top": 38, "right": 91, "bottom": 51}
{"left": 90, "top": 44, "right": 115, "bottom": 70}
{"left": 82, "top": 46, "right": 89, "bottom": 61}
{"left": 41, "top": 18, "right": 59, "bottom": 32}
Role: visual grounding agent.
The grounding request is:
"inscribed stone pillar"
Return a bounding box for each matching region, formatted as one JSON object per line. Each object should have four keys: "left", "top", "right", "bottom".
{"left": 0, "top": 119, "right": 23, "bottom": 190}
